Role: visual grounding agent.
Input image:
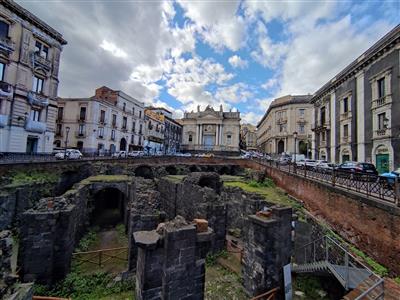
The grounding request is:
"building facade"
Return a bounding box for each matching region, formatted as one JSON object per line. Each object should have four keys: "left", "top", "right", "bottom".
{"left": 58, "top": 86, "right": 145, "bottom": 154}
{"left": 145, "top": 107, "right": 182, "bottom": 154}
{"left": 240, "top": 123, "right": 257, "bottom": 151}
{"left": 144, "top": 108, "right": 165, "bottom": 154}
{"left": 181, "top": 105, "right": 240, "bottom": 154}
{"left": 257, "top": 95, "right": 313, "bottom": 156}
{"left": 310, "top": 25, "right": 400, "bottom": 173}
{"left": 0, "top": 0, "right": 67, "bottom": 153}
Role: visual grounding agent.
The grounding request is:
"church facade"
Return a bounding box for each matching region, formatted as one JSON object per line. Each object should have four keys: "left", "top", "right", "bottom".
{"left": 181, "top": 105, "right": 240, "bottom": 155}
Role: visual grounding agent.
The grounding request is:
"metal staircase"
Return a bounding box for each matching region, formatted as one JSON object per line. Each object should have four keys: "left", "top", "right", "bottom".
{"left": 292, "top": 235, "right": 384, "bottom": 299}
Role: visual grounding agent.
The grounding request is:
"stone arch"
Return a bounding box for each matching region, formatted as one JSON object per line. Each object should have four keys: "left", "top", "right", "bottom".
{"left": 340, "top": 147, "right": 352, "bottom": 163}
{"left": 298, "top": 140, "right": 307, "bottom": 155}
{"left": 165, "top": 165, "right": 178, "bottom": 175}
{"left": 372, "top": 142, "right": 393, "bottom": 172}
{"left": 134, "top": 165, "right": 154, "bottom": 179}
{"left": 219, "top": 166, "right": 230, "bottom": 175}
{"left": 91, "top": 187, "right": 126, "bottom": 227}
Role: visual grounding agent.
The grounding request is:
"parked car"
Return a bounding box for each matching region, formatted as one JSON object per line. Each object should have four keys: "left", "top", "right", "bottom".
{"left": 112, "top": 151, "right": 128, "bottom": 158}
{"left": 314, "top": 160, "right": 336, "bottom": 173}
{"left": 55, "top": 149, "right": 83, "bottom": 160}
{"left": 296, "top": 159, "right": 318, "bottom": 169}
{"left": 379, "top": 168, "right": 400, "bottom": 188}
{"left": 128, "top": 151, "right": 144, "bottom": 157}
{"left": 175, "top": 152, "right": 192, "bottom": 157}
{"left": 336, "top": 161, "right": 378, "bottom": 179}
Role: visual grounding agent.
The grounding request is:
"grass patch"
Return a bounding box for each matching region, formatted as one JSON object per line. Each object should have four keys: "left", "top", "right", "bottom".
{"left": 220, "top": 175, "right": 245, "bottom": 182}
{"left": 162, "top": 175, "right": 186, "bottom": 183}
{"left": 206, "top": 250, "right": 228, "bottom": 267}
{"left": 75, "top": 228, "right": 99, "bottom": 252}
{"left": 80, "top": 175, "right": 130, "bottom": 185}
{"left": 348, "top": 246, "right": 389, "bottom": 277}
{"left": 6, "top": 170, "right": 58, "bottom": 187}
{"left": 205, "top": 264, "right": 246, "bottom": 300}
{"left": 34, "top": 271, "right": 135, "bottom": 300}
{"left": 224, "top": 180, "right": 305, "bottom": 219}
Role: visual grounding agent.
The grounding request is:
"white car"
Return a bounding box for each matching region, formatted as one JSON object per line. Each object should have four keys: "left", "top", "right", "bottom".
{"left": 55, "top": 149, "right": 83, "bottom": 160}
{"left": 128, "top": 151, "right": 144, "bottom": 157}
{"left": 315, "top": 161, "right": 335, "bottom": 172}
{"left": 112, "top": 151, "right": 128, "bottom": 158}
{"left": 296, "top": 159, "right": 317, "bottom": 169}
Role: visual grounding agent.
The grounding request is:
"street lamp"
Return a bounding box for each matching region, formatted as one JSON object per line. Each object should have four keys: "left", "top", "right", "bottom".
{"left": 64, "top": 126, "right": 70, "bottom": 159}
{"left": 293, "top": 131, "right": 298, "bottom": 172}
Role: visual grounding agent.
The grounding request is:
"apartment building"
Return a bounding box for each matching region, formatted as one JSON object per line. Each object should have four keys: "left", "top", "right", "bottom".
{"left": 257, "top": 95, "right": 313, "bottom": 156}
{"left": 181, "top": 105, "right": 240, "bottom": 155}
{"left": 57, "top": 86, "right": 145, "bottom": 154}
{"left": 310, "top": 24, "right": 400, "bottom": 173}
{"left": 240, "top": 123, "right": 257, "bottom": 151}
{"left": 145, "top": 107, "right": 182, "bottom": 154}
{"left": 144, "top": 108, "right": 165, "bottom": 154}
{"left": 0, "top": 0, "right": 67, "bottom": 153}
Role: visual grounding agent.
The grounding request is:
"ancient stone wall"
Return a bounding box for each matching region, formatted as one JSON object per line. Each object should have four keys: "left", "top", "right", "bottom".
{"left": 134, "top": 217, "right": 212, "bottom": 300}
{"left": 242, "top": 206, "right": 292, "bottom": 297}
{"left": 266, "top": 167, "right": 400, "bottom": 275}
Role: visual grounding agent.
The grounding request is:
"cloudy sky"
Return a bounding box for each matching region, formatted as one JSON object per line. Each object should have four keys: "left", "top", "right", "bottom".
{"left": 17, "top": 0, "right": 399, "bottom": 124}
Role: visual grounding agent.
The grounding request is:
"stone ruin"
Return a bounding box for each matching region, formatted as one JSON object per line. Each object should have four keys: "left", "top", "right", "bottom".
{"left": 11, "top": 171, "right": 293, "bottom": 299}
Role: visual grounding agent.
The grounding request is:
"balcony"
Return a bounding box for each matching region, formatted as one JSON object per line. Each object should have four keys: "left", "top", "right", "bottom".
{"left": 341, "top": 136, "right": 350, "bottom": 144}
{"left": 319, "top": 140, "right": 327, "bottom": 148}
{"left": 312, "top": 120, "right": 330, "bottom": 131}
{"left": 33, "top": 52, "right": 52, "bottom": 71}
{"left": 99, "top": 118, "right": 107, "bottom": 125}
{"left": 0, "top": 82, "right": 13, "bottom": 99}
{"left": 340, "top": 111, "right": 352, "bottom": 121}
{"left": 55, "top": 131, "right": 63, "bottom": 137}
{"left": 276, "top": 117, "right": 287, "bottom": 124}
{"left": 77, "top": 115, "right": 86, "bottom": 122}
{"left": 75, "top": 131, "right": 87, "bottom": 138}
{"left": 0, "top": 114, "right": 8, "bottom": 127}
{"left": 374, "top": 128, "right": 391, "bottom": 139}
{"left": 372, "top": 95, "right": 392, "bottom": 109}
{"left": 25, "top": 119, "right": 46, "bottom": 133}
{"left": 112, "top": 123, "right": 118, "bottom": 129}
{"left": 0, "top": 36, "right": 15, "bottom": 53}
{"left": 28, "top": 91, "right": 49, "bottom": 107}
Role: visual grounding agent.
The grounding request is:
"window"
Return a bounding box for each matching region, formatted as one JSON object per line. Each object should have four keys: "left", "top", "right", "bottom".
{"left": 79, "top": 107, "right": 86, "bottom": 121}
{"left": 378, "top": 112, "right": 386, "bottom": 130}
{"left": 31, "top": 109, "right": 40, "bottom": 121}
{"left": 57, "top": 107, "right": 63, "bottom": 121}
{"left": 299, "top": 109, "right": 305, "bottom": 118}
{"left": 320, "top": 107, "right": 326, "bottom": 125}
{"left": 0, "top": 21, "right": 9, "bottom": 38}
{"left": 148, "top": 121, "right": 152, "bottom": 129}
{"left": 132, "top": 107, "right": 135, "bottom": 115}
{"left": 343, "top": 124, "right": 349, "bottom": 137}
{"left": 132, "top": 121, "right": 136, "bottom": 132}
{"left": 138, "top": 136, "right": 142, "bottom": 145}
{"left": 139, "top": 124, "right": 143, "bottom": 134}
{"left": 111, "top": 129, "right": 115, "bottom": 140}
{"left": 321, "top": 131, "right": 326, "bottom": 142}
{"left": 100, "top": 110, "right": 105, "bottom": 123}
{"left": 139, "top": 111, "right": 142, "bottom": 118}
{"left": 123, "top": 103, "right": 126, "bottom": 112}
{"left": 56, "top": 124, "right": 62, "bottom": 135}
{"left": 131, "top": 135, "right": 134, "bottom": 143}
{"left": 122, "top": 116, "right": 127, "bottom": 129}
{"left": 299, "top": 124, "right": 305, "bottom": 133}
{"left": 343, "top": 97, "right": 348, "bottom": 113}
{"left": 227, "top": 134, "right": 232, "bottom": 145}
{"left": 377, "top": 78, "right": 385, "bottom": 98}
{"left": 35, "top": 41, "right": 49, "bottom": 59}
{"left": 32, "top": 76, "right": 44, "bottom": 93}
{"left": 0, "top": 63, "right": 5, "bottom": 81}
{"left": 112, "top": 114, "right": 117, "bottom": 126}
{"left": 78, "top": 124, "right": 84, "bottom": 136}
{"left": 98, "top": 127, "right": 104, "bottom": 138}
{"left": 188, "top": 134, "right": 193, "bottom": 142}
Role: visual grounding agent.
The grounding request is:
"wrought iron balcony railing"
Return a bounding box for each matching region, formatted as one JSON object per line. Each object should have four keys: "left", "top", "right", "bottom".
{"left": 33, "top": 52, "right": 52, "bottom": 70}
{"left": 0, "top": 36, "right": 15, "bottom": 53}
{"left": 25, "top": 119, "right": 46, "bottom": 133}
{"left": 27, "top": 91, "right": 49, "bottom": 107}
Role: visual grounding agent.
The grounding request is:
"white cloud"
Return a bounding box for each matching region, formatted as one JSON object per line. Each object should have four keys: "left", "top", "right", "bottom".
{"left": 261, "top": 78, "right": 278, "bottom": 90}
{"left": 99, "top": 40, "right": 128, "bottom": 58}
{"left": 241, "top": 111, "right": 263, "bottom": 126}
{"left": 215, "top": 83, "right": 253, "bottom": 104}
{"left": 228, "top": 55, "right": 248, "bottom": 69}
{"left": 177, "top": 0, "right": 246, "bottom": 51}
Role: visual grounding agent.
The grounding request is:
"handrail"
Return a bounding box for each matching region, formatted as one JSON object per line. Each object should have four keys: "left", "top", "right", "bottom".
{"left": 72, "top": 246, "right": 128, "bottom": 255}
{"left": 355, "top": 278, "right": 384, "bottom": 300}
{"left": 250, "top": 287, "right": 279, "bottom": 300}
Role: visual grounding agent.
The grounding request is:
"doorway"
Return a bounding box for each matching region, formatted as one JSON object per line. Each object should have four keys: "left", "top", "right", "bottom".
{"left": 26, "top": 137, "right": 38, "bottom": 153}
{"left": 376, "top": 154, "right": 389, "bottom": 174}
{"left": 277, "top": 140, "right": 285, "bottom": 154}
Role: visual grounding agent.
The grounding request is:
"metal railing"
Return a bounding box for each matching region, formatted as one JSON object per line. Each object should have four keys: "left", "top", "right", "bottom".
{"left": 253, "top": 159, "right": 399, "bottom": 206}
{"left": 72, "top": 246, "right": 128, "bottom": 268}
{"left": 293, "top": 235, "right": 384, "bottom": 299}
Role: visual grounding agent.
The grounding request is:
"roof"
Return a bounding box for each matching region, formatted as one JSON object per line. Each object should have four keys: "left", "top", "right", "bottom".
{"left": 2, "top": 0, "right": 67, "bottom": 45}
{"left": 257, "top": 95, "right": 311, "bottom": 128}
{"left": 311, "top": 24, "right": 400, "bottom": 103}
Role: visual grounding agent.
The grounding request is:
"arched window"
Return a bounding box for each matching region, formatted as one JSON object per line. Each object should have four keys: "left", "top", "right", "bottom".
{"left": 188, "top": 134, "right": 193, "bottom": 142}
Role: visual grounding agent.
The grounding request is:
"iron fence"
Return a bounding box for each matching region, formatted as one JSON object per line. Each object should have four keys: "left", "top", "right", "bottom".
{"left": 253, "top": 158, "right": 399, "bottom": 206}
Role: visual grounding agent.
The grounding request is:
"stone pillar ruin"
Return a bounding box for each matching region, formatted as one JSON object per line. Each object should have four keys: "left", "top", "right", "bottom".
{"left": 242, "top": 206, "right": 292, "bottom": 298}
{"left": 134, "top": 217, "right": 213, "bottom": 300}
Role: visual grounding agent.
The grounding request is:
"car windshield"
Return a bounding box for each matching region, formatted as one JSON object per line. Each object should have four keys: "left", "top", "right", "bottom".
{"left": 360, "top": 163, "right": 375, "bottom": 170}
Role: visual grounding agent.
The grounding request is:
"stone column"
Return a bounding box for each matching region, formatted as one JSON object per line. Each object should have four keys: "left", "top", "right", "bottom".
{"left": 199, "top": 124, "right": 203, "bottom": 147}
{"left": 196, "top": 124, "right": 199, "bottom": 146}
{"left": 216, "top": 125, "right": 219, "bottom": 146}
{"left": 220, "top": 124, "right": 223, "bottom": 147}
{"left": 242, "top": 206, "right": 292, "bottom": 297}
